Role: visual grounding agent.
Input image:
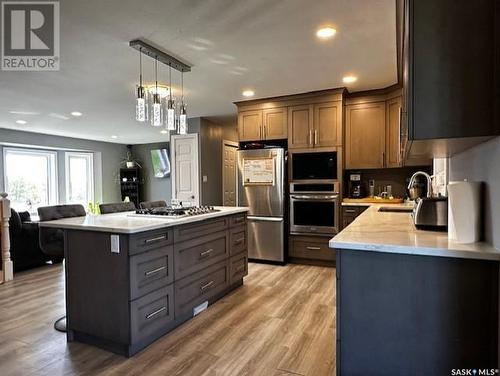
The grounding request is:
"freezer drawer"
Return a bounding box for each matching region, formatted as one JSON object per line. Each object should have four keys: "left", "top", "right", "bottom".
{"left": 247, "top": 216, "right": 284, "bottom": 262}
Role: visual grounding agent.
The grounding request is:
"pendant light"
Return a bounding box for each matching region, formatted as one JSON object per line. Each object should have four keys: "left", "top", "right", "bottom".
{"left": 166, "top": 63, "right": 176, "bottom": 130}
{"left": 151, "top": 58, "right": 163, "bottom": 127}
{"left": 178, "top": 71, "right": 188, "bottom": 135}
{"left": 135, "top": 48, "right": 147, "bottom": 122}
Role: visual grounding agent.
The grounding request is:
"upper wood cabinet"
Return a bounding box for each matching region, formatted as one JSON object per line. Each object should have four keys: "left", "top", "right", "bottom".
{"left": 288, "top": 101, "right": 343, "bottom": 149}
{"left": 288, "top": 105, "right": 313, "bottom": 149}
{"left": 345, "top": 101, "right": 386, "bottom": 169}
{"left": 238, "top": 108, "right": 287, "bottom": 142}
{"left": 314, "top": 101, "right": 342, "bottom": 148}
{"left": 385, "top": 96, "right": 403, "bottom": 168}
{"left": 235, "top": 89, "right": 345, "bottom": 146}
{"left": 263, "top": 107, "right": 287, "bottom": 140}
{"left": 238, "top": 110, "right": 262, "bottom": 141}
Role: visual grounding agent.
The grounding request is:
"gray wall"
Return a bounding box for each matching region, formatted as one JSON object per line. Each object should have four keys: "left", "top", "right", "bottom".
{"left": 0, "top": 128, "right": 126, "bottom": 203}
{"left": 132, "top": 142, "right": 172, "bottom": 203}
{"left": 200, "top": 119, "right": 223, "bottom": 205}
{"left": 449, "top": 136, "right": 500, "bottom": 249}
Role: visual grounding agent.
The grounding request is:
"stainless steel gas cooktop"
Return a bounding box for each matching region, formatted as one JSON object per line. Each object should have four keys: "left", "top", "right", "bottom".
{"left": 128, "top": 206, "right": 219, "bottom": 219}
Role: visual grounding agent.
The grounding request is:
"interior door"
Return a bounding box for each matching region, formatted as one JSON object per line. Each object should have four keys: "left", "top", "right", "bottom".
{"left": 222, "top": 140, "right": 238, "bottom": 206}
{"left": 171, "top": 134, "right": 200, "bottom": 205}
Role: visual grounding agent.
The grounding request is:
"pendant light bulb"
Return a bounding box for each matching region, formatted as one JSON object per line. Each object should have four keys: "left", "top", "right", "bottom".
{"left": 136, "top": 48, "right": 147, "bottom": 122}
{"left": 151, "top": 58, "right": 163, "bottom": 127}
{"left": 166, "top": 63, "right": 176, "bottom": 130}
{"left": 179, "top": 103, "right": 187, "bottom": 135}
{"left": 178, "top": 71, "right": 188, "bottom": 135}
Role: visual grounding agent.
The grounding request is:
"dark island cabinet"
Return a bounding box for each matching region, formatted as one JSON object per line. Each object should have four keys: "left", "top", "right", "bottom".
{"left": 336, "top": 249, "right": 498, "bottom": 375}
{"left": 65, "top": 213, "right": 248, "bottom": 357}
{"left": 402, "top": 0, "right": 500, "bottom": 157}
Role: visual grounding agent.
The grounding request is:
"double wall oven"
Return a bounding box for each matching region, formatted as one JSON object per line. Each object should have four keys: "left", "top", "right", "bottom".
{"left": 289, "top": 149, "right": 341, "bottom": 236}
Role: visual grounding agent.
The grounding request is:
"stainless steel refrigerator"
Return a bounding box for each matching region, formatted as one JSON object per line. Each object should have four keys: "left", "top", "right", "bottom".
{"left": 237, "top": 148, "right": 285, "bottom": 262}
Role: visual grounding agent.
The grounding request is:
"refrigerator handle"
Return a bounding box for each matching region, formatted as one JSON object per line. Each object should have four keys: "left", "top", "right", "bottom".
{"left": 247, "top": 216, "right": 284, "bottom": 222}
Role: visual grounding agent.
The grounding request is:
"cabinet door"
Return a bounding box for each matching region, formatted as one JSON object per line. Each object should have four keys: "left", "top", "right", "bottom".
{"left": 263, "top": 107, "right": 287, "bottom": 140}
{"left": 238, "top": 110, "right": 262, "bottom": 141}
{"left": 345, "top": 102, "right": 386, "bottom": 169}
{"left": 288, "top": 105, "right": 314, "bottom": 149}
{"left": 314, "top": 101, "right": 343, "bottom": 147}
{"left": 386, "top": 96, "right": 403, "bottom": 168}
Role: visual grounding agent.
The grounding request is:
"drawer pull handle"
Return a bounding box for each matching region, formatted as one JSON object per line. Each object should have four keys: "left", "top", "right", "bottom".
{"left": 200, "top": 249, "right": 214, "bottom": 258}
{"left": 146, "top": 306, "right": 167, "bottom": 320}
{"left": 200, "top": 280, "right": 214, "bottom": 291}
{"left": 234, "top": 237, "right": 245, "bottom": 244}
{"left": 344, "top": 209, "right": 356, "bottom": 213}
{"left": 145, "top": 235, "right": 166, "bottom": 244}
{"left": 306, "top": 246, "right": 321, "bottom": 250}
{"left": 145, "top": 266, "right": 166, "bottom": 276}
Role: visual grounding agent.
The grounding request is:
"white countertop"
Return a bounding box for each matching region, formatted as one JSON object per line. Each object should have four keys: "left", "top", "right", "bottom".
{"left": 330, "top": 204, "right": 500, "bottom": 261}
{"left": 39, "top": 206, "right": 249, "bottom": 234}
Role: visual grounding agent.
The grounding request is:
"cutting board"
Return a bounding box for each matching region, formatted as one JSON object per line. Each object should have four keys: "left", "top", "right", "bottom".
{"left": 343, "top": 197, "right": 405, "bottom": 204}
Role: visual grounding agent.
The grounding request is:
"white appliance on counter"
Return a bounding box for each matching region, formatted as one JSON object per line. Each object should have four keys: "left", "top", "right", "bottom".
{"left": 448, "top": 180, "right": 481, "bottom": 243}
{"left": 237, "top": 147, "right": 285, "bottom": 263}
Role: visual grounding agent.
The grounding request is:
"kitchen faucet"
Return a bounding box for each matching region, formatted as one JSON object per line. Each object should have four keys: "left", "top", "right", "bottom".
{"left": 408, "top": 171, "right": 433, "bottom": 198}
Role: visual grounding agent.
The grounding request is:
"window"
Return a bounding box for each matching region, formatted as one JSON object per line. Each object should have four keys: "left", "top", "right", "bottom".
{"left": 3, "top": 148, "right": 58, "bottom": 213}
{"left": 65, "top": 152, "right": 94, "bottom": 205}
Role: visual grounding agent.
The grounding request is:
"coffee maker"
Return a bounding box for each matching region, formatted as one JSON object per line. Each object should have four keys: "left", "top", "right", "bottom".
{"left": 348, "top": 172, "right": 364, "bottom": 198}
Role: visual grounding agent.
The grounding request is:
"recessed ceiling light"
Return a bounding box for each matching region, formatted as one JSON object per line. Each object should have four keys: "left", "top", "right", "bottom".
{"left": 316, "top": 27, "right": 337, "bottom": 39}
{"left": 70, "top": 111, "right": 83, "bottom": 117}
{"left": 111, "top": 135, "right": 118, "bottom": 139}
{"left": 15, "top": 120, "right": 27, "bottom": 125}
{"left": 343, "top": 75, "right": 358, "bottom": 84}
{"left": 160, "top": 130, "right": 168, "bottom": 134}
{"left": 242, "top": 90, "right": 255, "bottom": 97}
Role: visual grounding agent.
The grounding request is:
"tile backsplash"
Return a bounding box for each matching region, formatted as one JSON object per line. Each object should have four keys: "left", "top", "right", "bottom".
{"left": 344, "top": 166, "right": 432, "bottom": 199}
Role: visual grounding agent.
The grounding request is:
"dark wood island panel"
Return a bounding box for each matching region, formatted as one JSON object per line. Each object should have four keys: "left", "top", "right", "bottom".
{"left": 336, "top": 249, "right": 499, "bottom": 375}
{"left": 64, "top": 213, "right": 248, "bottom": 357}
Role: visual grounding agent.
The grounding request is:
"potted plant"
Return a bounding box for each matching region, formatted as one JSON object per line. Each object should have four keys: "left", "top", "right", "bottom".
{"left": 121, "top": 145, "right": 142, "bottom": 169}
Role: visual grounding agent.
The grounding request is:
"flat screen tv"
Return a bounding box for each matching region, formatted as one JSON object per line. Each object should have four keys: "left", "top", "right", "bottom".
{"left": 151, "top": 148, "right": 171, "bottom": 178}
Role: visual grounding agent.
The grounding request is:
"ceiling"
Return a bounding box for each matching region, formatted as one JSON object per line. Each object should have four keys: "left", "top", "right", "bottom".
{"left": 0, "top": 0, "right": 397, "bottom": 144}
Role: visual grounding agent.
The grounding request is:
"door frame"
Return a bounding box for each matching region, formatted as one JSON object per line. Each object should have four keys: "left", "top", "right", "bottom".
{"left": 170, "top": 133, "right": 200, "bottom": 205}
{"left": 221, "top": 140, "right": 239, "bottom": 206}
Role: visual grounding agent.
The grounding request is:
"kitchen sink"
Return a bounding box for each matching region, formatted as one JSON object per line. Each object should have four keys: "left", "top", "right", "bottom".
{"left": 378, "top": 206, "right": 414, "bottom": 213}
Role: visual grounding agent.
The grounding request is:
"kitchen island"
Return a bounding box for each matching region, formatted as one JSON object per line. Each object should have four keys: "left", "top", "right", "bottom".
{"left": 330, "top": 204, "right": 500, "bottom": 375}
{"left": 40, "top": 206, "right": 249, "bottom": 357}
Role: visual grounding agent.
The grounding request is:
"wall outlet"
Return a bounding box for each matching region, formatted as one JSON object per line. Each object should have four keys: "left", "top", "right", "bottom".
{"left": 202, "top": 175, "right": 208, "bottom": 183}
{"left": 110, "top": 235, "right": 120, "bottom": 254}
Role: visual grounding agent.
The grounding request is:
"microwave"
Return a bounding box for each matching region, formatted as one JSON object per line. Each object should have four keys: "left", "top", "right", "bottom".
{"left": 289, "top": 149, "right": 339, "bottom": 182}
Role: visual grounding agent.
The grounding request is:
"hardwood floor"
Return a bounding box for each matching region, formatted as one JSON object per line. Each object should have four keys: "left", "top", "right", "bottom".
{"left": 0, "top": 262, "right": 336, "bottom": 376}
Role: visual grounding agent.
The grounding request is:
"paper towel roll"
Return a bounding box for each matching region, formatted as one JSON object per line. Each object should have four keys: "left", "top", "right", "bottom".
{"left": 447, "top": 181, "right": 481, "bottom": 243}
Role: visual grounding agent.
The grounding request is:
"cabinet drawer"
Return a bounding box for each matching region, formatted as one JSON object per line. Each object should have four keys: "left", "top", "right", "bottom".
{"left": 229, "top": 213, "right": 246, "bottom": 228}
{"left": 130, "top": 245, "right": 173, "bottom": 301}
{"left": 229, "top": 253, "right": 248, "bottom": 284}
{"left": 130, "top": 285, "right": 174, "bottom": 343}
{"left": 174, "top": 231, "right": 229, "bottom": 280}
{"left": 129, "top": 229, "right": 173, "bottom": 256}
{"left": 229, "top": 225, "right": 247, "bottom": 255}
{"left": 289, "top": 236, "right": 335, "bottom": 262}
{"left": 174, "top": 260, "right": 229, "bottom": 318}
{"left": 174, "top": 217, "right": 228, "bottom": 243}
